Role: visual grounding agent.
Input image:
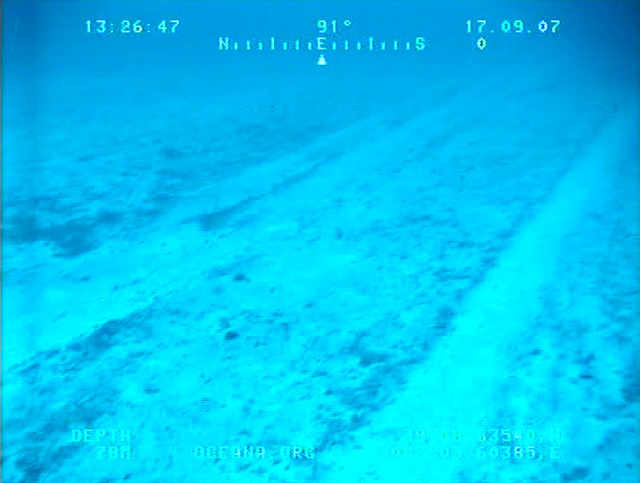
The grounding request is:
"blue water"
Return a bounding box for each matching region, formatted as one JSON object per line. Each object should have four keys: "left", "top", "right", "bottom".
{"left": 2, "top": 1, "right": 639, "bottom": 482}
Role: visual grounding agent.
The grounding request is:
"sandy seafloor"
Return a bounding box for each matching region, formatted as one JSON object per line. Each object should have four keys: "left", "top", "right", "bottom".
{"left": 1, "top": 59, "right": 639, "bottom": 482}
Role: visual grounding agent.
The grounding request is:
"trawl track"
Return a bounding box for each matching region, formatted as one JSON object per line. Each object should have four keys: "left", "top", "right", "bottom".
{"left": 315, "top": 103, "right": 639, "bottom": 482}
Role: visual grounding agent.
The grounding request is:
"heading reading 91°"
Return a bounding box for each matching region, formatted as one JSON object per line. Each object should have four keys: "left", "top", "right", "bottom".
{"left": 86, "top": 20, "right": 180, "bottom": 35}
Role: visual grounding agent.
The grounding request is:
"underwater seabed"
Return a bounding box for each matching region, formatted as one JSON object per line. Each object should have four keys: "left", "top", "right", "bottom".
{"left": 1, "top": 69, "right": 638, "bottom": 483}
